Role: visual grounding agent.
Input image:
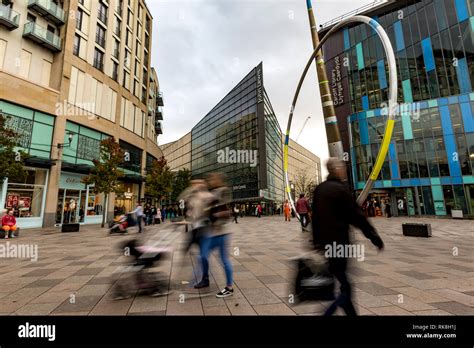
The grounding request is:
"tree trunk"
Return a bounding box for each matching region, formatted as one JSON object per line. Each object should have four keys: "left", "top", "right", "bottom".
{"left": 101, "top": 193, "right": 107, "bottom": 228}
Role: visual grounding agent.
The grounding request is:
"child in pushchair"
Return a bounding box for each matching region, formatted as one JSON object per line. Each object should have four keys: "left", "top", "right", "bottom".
{"left": 111, "top": 238, "right": 172, "bottom": 300}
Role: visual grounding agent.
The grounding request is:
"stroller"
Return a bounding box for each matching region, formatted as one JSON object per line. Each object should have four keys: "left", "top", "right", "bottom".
{"left": 111, "top": 223, "right": 180, "bottom": 300}
{"left": 109, "top": 213, "right": 135, "bottom": 234}
{"left": 293, "top": 251, "right": 335, "bottom": 302}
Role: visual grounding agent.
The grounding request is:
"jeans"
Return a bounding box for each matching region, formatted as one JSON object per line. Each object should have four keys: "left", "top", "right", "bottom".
{"left": 200, "top": 234, "right": 233, "bottom": 287}
{"left": 299, "top": 213, "right": 309, "bottom": 228}
{"left": 324, "top": 258, "right": 357, "bottom": 316}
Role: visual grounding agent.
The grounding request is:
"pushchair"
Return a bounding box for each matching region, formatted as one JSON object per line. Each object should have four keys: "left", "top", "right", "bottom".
{"left": 293, "top": 251, "right": 335, "bottom": 302}
{"left": 111, "top": 223, "right": 180, "bottom": 300}
{"left": 109, "top": 213, "right": 135, "bottom": 234}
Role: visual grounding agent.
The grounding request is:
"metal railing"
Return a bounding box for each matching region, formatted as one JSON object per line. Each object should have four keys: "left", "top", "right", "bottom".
{"left": 28, "top": 0, "right": 65, "bottom": 23}
{"left": 0, "top": 3, "right": 20, "bottom": 27}
{"left": 23, "top": 21, "right": 61, "bottom": 50}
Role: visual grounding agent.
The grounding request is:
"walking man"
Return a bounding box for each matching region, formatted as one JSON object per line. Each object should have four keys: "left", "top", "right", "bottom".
{"left": 131, "top": 202, "right": 144, "bottom": 233}
{"left": 296, "top": 193, "right": 311, "bottom": 231}
{"left": 312, "top": 158, "right": 384, "bottom": 316}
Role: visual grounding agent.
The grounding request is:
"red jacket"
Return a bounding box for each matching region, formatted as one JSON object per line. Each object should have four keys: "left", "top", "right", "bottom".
{"left": 296, "top": 198, "right": 310, "bottom": 214}
{"left": 2, "top": 215, "right": 16, "bottom": 226}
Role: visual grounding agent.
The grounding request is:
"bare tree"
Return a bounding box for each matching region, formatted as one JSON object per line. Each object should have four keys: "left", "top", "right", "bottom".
{"left": 293, "top": 169, "right": 317, "bottom": 201}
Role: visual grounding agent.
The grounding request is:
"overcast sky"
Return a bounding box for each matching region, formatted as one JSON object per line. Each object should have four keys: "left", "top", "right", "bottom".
{"left": 148, "top": 0, "right": 373, "bottom": 175}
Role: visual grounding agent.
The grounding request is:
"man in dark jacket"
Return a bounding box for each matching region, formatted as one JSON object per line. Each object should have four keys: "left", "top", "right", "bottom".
{"left": 312, "top": 158, "right": 384, "bottom": 316}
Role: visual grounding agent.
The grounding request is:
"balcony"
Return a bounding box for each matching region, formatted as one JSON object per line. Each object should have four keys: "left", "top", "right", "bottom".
{"left": 28, "top": 0, "right": 65, "bottom": 26}
{"left": 23, "top": 22, "right": 62, "bottom": 52}
{"left": 0, "top": 4, "right": 20, "bottom": 30}
{"left": 157, "top": 91, "right": 164, "bottom": 106}
{"left": 155, "top": 106, "right": 163, "bottom": 120}
{"left": 154, "top": 120, "right": 163, "bottom": 135}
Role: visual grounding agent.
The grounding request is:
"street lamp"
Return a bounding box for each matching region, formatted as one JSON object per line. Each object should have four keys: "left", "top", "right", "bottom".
{"left": 57, "top": 132, "right": 74, "bottom": 149}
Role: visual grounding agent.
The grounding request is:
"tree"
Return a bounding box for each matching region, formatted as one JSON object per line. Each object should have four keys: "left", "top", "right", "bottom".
{"left": 171, "top": 168, "right": 191, "bottom": 203}
{"left": 82, "top": 137, "right": 125, "bottom": 228}
{"left": 145, "top": 157, "right": 173, "bottom": 205}
{"left": 293, "top": 169, "right": 317, "bottom": 202}
{"left": 0, "top": 113, "right": 28, "bottom": 184}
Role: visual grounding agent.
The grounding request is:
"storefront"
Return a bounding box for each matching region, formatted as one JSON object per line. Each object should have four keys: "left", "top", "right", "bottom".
{"left": 56, "top": 172, "right": 105, "bottom": 225}
{"left": 114, "top": 182, "right": 140, "bottom": 216}
{"left": 0, "top": 167, "right": 49, "bottom": 229}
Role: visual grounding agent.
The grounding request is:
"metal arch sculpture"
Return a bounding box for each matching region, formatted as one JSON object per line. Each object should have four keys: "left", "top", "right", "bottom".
{"left": 284, "top": 15, "right": 398, "bottom": 219}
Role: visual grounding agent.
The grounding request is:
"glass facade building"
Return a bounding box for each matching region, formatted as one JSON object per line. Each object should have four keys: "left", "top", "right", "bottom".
{"left": 319, "top": 0, "right": 474, "bottom": 217}
{"left": 191, "top": 63, "right": 284, "bottom": 207}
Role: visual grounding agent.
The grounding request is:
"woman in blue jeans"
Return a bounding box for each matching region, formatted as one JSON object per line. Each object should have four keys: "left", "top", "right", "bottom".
{"left": 194, "top": 173, "right": 234, "bottom": 298}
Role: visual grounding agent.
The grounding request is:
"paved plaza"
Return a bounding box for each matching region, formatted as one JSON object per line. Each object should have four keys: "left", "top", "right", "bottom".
{"left": 0, "top": 216, "right": 473, "bottom": 316}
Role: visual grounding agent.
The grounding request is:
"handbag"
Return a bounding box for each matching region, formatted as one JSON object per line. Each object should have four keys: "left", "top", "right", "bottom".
{"left": 293, "top": 251, "right": 335, "bottom": 301}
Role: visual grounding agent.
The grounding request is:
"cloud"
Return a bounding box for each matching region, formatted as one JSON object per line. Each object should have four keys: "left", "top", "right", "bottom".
{"left": 148, "top": 0, "right": 372, "bottom": 175}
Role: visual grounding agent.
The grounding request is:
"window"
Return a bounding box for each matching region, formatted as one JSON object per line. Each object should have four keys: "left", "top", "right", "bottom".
{"left": 138, "top": 5, "right": 142, "bottom": 20}
{"left": 116, "top": 0, "right": 123, "bottom": 14}
{"left": 98, "top": 1, "right": 108, "bottom": 24}
{"left": 5, "top": 169, "right": 47, "bottom": 219}
{"left": 73, "top": 34, "right": 81, "bottom": 57}
{"left": 124, "top": 49, "right": 130, "bottom": 69}
{"left": 27, "top": 13, "right": 36, "bottom": 23}
{"left": 112, "top": 62, "right": 119, "bottom": 81}
{"left": 96, "top": 25, "right": 106, "bottom": 48}
{"left": 126, "top": 30, "right": 131, "bottom": 48}
{"left": 93, "top": 49, "right": 104, "bottom": 71}
{"left": 76, "top": 9, "right": 84, "bottom": 31}
{"left": 114, "top": 17, "right": 121, "bottom": 38}
{"left": 113, "top": 39, "right": 119, "bottom": 59}
{"left": 134, "top": 59, "right": 139, "bottom": 76}
{"left": 127, "top": 9, "right": 132, "bottom": 27}
{"left": 123, "top": 71, "right": 130, "bottom": 89}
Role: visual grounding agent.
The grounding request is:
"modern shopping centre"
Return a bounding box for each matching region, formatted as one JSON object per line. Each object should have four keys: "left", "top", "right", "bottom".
{"left": 319, "top": 0, "right": 474, "bottom": 218}
{"left": 162, "top": 63, "right": 321, "bottom": 214}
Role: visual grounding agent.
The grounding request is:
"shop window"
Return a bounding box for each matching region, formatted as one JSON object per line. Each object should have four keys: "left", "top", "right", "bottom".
{"left": 4, "top": 169, "right": 47, "bottom": 218}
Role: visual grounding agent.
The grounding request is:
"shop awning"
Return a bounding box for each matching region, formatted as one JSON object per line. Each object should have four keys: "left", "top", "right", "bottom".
{"left": 24, "top": 156, "right": 56, "bottom": 169}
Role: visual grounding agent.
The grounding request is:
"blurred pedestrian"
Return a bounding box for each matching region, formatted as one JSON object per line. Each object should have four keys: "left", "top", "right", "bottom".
{"left": 256, "top": 203, "right": 262, "bottom": 218}
{"left": 296, "top": 193, "right": 311, "bottom": 231}
{"left": 232, "top": 205, "right": 239, "bottom": 224}
{"left": 283, "top": 199, "right": 291, "bottom": 222}
{"left": 131, "top": 202, "right": 144, "bottom": 233}
{"left": 195, "top": 173, "right": 234, "bottom": 298}
{"left": 312, "top": 158, "right": 384, "bottom": 316}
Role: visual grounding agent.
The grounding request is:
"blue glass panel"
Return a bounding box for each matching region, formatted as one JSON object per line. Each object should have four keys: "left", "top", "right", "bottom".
{"left": 374, "top": 108, "right": 381, "bottom": 117}
{"left": 456, "top": 58, "right": 472, "bottom": 93}
{"left": 377, "top": 59, "right": 387, "bottom": 89}
{"left": 343, "top": 28, "right": 350, "bottom": 50}
{"left": 438, "top": 98, "right": 449, "bottom": 106}
{"left": 420, "top": 178, "right": 430, "bottom": 185}
{"left": 452, "top": 176, "right": 463, "bottom": 184}
{"left": 440, "top": 177, "right": 452, "bottom": 185}
{"left": 459, "top": 94, "right": 469, "bottom": 103}
{"left": 455, "top": 0, "right": 469, "bottom": 22}
{"left": 440, "top": 105, "right": 454, "bottom": 135}
{"left": 392, "top": 180, "right": 401, "bottom": 187}
{"left": 448, "top": 96, "right": 459, "bottom": 104}
{"left": 419, "top": 101, "right": 429, "bottom": 109}
{"left": 460, "top": 102, "right": 474, "bottom": 132}
{"left": 401, "top": 112, "right": 414, "bottom": 140}
{"left": 421, "top": 38, "right": 435, "bottom": 72}
{"left": 360, "top": 120, "right": 369, "bottom": 145}
{"left": 389, "top": 142, "right": 400, "bottom": 179}
{"left": 356, "top": 43, "right": 364, "bottom": 70}
{"left": 374, "top": 181, "right": 383, "bottom": 188}
{"left": 362, "top": 95, "right": 369, "bottom": 110}
{"left": 394, "top": 21, "right": 405, "bottom": 51}
{"left": 444, "top": 134, "right": 462, "bottom": 176}
{"left": 401, "top": 179, "right": 411, "bottom": 186}
{"left": 402, "top": 79, "right": 413, "bottom": 102}
{"left": 410, "top": 178, "right": 421, "bottom": 186}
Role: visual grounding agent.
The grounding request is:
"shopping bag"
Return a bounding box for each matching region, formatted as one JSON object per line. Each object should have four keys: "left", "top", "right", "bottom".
{"left": 293, "top": 251, "right": 335, "bottom": 301}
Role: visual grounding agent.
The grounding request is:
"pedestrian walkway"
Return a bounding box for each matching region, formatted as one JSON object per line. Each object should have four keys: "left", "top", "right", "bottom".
{"left": 0, "top": 216, "right": 472, "bottom": 315}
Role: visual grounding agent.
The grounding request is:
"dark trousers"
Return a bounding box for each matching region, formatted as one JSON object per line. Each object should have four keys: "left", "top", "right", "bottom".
{"left": 299, "top": 213, "right": 309, "bottom": 228}
{"left": 324, "top": 258, "right": 357, "bottom": 316}
{"left": 137, "top": 217, "right": 143, "bottom": 233}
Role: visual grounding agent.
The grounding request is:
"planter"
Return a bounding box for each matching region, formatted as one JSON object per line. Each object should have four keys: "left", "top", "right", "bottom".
{"left": 451, "top": 210, "right": 463, "bottom": 219}
{"left": 402, "top": 223, "right": 432, "bottom": 237}
{"left": 61, "top": 223, "right": 80, "bottom": 233}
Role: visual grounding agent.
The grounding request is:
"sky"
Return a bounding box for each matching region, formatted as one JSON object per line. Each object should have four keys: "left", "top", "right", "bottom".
{"left": 147, "top": 0, "right": 373, "bottom": 176}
